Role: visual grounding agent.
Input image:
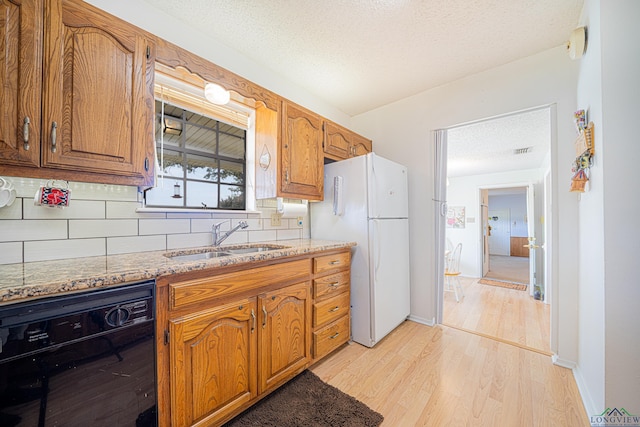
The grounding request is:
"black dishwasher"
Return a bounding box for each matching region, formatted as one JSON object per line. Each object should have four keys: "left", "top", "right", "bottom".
{"left": 0, "top": 280, "right": 157, "bottom": 427}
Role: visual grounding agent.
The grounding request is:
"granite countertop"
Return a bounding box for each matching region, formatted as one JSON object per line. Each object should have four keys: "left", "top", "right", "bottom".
{"left": 0, "top": 239, "right": 355, "bottom": 304}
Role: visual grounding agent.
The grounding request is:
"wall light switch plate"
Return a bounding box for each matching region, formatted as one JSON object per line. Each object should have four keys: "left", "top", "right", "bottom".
{"left": 271, "top": 213, "right": 282, "bottom": 226}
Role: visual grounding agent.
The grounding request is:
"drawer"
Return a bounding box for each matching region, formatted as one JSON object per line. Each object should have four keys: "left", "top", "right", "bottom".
{"left": 314, "top": 251, "right": 350, "bottom": 274}
{"left": 170, "top": 259, "right": 310, "bottom": 310}
{"left": 313, "top": 271, "right": 349, "bottom": 300}
{"left": 313, "top": 291, "right": 350, "bottom": 327}
{"left": 313, "top": 315, "right": 350, "bottom": 359}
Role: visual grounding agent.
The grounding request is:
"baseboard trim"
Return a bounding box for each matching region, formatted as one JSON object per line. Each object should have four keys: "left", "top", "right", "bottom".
{"left": 572, "top": 364, "right": 598, "bottom": 419}
{"left": 407, "top": 315, "right": 435, "bottom": 327}
{"left": 551, "top": 354, "right": 576, "bottom": 370}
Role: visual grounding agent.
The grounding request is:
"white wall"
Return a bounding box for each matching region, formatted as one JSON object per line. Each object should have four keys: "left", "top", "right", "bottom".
{"left": 574, "top": 0, "right": 640, "bottom": 416}
{"left": 574, "top": 0, "right": 605, "bottom": 416}
{"left": 351, "top": 47, "right": 581, "bottom": 360}
{"left": 446, "top": 169, "right": 540, "bottom": 277}
{"left": 489, "top": 194, "right": 527, "bottom": 238}
{"left": 600, "top": 0, "right": 640, "bottom": 412}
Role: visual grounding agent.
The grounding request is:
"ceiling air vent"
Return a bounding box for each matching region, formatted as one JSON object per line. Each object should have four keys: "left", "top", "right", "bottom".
{"left": 513, "top": 147, "right": 532, "bottom": 155}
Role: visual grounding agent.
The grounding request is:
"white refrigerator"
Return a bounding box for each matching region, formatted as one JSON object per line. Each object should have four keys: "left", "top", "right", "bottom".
{"left": 310, "top": 152, "right": 410, "bottom": 347}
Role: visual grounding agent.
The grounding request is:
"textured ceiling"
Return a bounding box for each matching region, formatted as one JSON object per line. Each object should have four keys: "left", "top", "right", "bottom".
{"left": 447, "top": 108, "right": 551, "bottom": 177}
{"left": 142, "top": 0, "right": 583, "bottom": 116}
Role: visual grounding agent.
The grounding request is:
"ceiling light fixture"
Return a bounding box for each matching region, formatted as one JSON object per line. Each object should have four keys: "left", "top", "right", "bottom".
{"left": 204, "top": 82, "right": 231, "bottom": 105}
{"left": 567, "top": 26, "right": 587, "bottom": 60}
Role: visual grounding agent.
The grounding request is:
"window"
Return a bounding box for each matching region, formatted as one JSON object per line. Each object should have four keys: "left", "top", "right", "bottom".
{"left": 145, "top": 100, "right": 247, "bottom": 209}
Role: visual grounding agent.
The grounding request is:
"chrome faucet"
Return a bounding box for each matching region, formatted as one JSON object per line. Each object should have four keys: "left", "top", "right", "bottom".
{"left": 212, "top": 220, "right": 249, "bottom": 246}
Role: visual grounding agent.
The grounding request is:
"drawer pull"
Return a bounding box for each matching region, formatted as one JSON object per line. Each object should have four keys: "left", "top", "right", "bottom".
{"left": 23, "top": 117, "right": 30, "bottom": 150}
{"left": 329, "top": 260, "right": 340, "bottom": 265}
{"left": 329, "top": 306, "right": 340, "bottom": 313}
{"left": 51, "top": 121, "right": 57, "bottom": 153}
{"left": 330, "top": 332, "right": 340, "bottom": 339}
{"left": 329, "top": 282, "right": 340, "bottom": 288}
{"left": 262, "top": 306, "right": 267, "bottom": 328}
{"left": 251, "top": 309, "right": 256, "bottom": 333}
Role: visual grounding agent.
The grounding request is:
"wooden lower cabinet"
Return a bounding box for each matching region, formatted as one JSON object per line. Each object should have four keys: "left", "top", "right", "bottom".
{"left": 158, "top": 250, "right": 350, "bottom": 426}
{"left": 258, "top": 282, "right": 311, "bottom": 393}
{"left": 169, "top": 298, "right": 258, "bottom": 427}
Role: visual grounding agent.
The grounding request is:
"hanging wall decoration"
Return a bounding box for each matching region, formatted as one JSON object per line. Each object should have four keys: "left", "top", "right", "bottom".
{"left": 570, "top": 110, "right": 595, "bottom": 193}
{"left": 446, "top": 206, "right": 466, "bottom": 228}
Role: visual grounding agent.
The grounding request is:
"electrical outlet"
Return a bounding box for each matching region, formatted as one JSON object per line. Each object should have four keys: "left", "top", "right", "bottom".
{"left": 271, "top": 213, "right": 282, "bottom": 226}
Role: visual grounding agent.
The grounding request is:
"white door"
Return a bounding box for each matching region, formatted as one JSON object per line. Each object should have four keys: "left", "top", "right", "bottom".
{"left": 368, "top": 218, "right": 410, "bottom": 346}
{"left": 481, "top": 189, "right": 490, "bottom": 276}
{"left": 367, "top": 153, "right": 409, "bottom": 219}
{"left": 488, "top": 209, "right": 510, "bottom": 256}
{"left": 526, "top": 184, "right": 539, "bottom": 294}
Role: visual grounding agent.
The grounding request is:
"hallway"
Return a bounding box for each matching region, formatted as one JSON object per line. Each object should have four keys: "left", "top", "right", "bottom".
{"left": 484, "top": 254, "right": 529, "bottom": 284}
{"left": 443, "top": 276, "right": 550, "bottom": 354}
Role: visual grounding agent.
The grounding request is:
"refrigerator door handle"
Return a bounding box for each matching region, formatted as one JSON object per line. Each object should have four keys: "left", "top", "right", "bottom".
{"left": 373, "top": 220, "right": 381, "bottom": 279}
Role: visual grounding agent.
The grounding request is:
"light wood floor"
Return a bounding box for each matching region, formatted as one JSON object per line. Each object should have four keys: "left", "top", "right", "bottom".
{"left": 485, "top": 254, "right": 530, "bottom": 284}
{"left": 443, "top": 277, "right": 551, "bottom": 354}
{"left": 311, "top": 321, "right": 589, "bottom": 426}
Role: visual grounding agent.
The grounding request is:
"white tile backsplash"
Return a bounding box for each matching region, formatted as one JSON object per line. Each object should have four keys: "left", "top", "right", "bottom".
{"left": 0, "top": 177, "right": 309, "bottom": 265}
{"left": 0, "top": 200, "right": 22, "bottom": 219}
{"left": 24, "top": 199, "right": 106, "bottom": 220}
{"left": 107, "top": 235, "right": 167, "bottom": 255}
{"left": 0, "top": 242, "right": 23, "bottom": 264}
{"left": 167, "top": 232, "right": 212, "bottom": 249}
{"left": 25, "top": 238, "right": 105, "bottom": 262}
{"left": 139, "top": 218, "right": 191, "bottom": 235}
{"left": 69, "top": 219, "right": 138, "bottom": 238}
{"left": 0, "top": 220, "right": 67, "bottom": 242}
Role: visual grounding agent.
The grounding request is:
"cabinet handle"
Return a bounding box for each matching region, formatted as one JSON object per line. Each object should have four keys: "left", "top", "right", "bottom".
{"left": 329, "top": 306, "right": 340, "bottom": 313}
{"left": 251, "top": 309, "right": 256, "bottom": 333}
{"left": 23, "top": 117, "right": 30, "bottom": 151}
{"left": 330, "top": 332, "right": 340, "bottom": 339}
{"left": 284, "top": 170, "right": 289, "bottom": 183}
{"left": 329, "top": 260, "right": 340, "bottom": 265}
{"left": 329, "top": 282, "right": 340, "bottom": 288}
{"left": 262, "top": 306, "right": 267, "bottom": 328}
{"left": 51, "top": 122, "right": 58, "bottom": 153}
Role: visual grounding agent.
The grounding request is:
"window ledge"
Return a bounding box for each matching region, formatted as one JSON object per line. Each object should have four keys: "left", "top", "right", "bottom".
{"left": 137, "top": 207, "right": 262, "bottom": 215}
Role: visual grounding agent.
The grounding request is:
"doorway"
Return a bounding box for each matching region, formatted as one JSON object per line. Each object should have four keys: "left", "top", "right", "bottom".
{"left": 437, "top": 106, "right": 552, "bottom": 354}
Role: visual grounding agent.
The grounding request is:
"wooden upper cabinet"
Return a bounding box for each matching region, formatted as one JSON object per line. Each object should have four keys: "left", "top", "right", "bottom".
{"left": 0, "top": 0, "right": 42, "bottom": 168}
{"left": 169, "top": 298, "right": 258, "bottom": 427}
{"left": 40, "top": 0, "right": 154, "bottom": 185}
{"left": 323, "top": 120, "right": 372, "bottom": 161}
{"left": 258, "top": 282, "right": 311, "bottom": 394}
{"left": 324, "top": 121, "right": 351, "bottom": 160}
{"left": 351, "top": 132, "right": 373, "bottom": 157}
{"left": 280, "top": 101, "right": 324, "bottom": 200}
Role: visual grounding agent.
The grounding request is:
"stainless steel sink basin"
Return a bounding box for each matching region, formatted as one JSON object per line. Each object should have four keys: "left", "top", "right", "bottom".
{"left": 164, "top": 244, "right": 289, "bottom": 262}
{"left": 224, "top": 246, "right": 285, "bottom": 254}
{"left": 165, "top": 251, "right": 231, "bottom": 262}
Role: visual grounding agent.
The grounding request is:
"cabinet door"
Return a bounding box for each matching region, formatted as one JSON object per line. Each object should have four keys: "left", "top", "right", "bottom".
{"left": 41, "top": 0, "right": 154, "bottom": 185}
{"left": 169, "top": 298, "right": 257, "bottom": 427}
{"left": 280, "top": 101, "right": 323, "bottom": 200}
{"left": 0, "top": 0, "right": 41, "bottom": 168}
{"left": 323, "top": 121, "right": 351, "bottom": 160}
{"left": 259, "top": 282, "right": 311, "bottom": 393}
{"left": 350, "top": 133, "right": 372, "bottom": 157}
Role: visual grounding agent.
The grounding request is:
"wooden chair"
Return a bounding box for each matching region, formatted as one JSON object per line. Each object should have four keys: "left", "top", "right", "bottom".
{"left": 444, "top": 243, "right": 464, "bottom": 302}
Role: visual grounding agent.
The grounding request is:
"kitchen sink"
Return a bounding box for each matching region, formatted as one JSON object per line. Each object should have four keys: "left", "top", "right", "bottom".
{"left": 224, "top": 246, "right": 286, "bottom": 254}
{"left": 165, "top": 244, "right": 290, "bottom": 262}
{"left": 165, "top": 251, "right": 231, "bottom": 262}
